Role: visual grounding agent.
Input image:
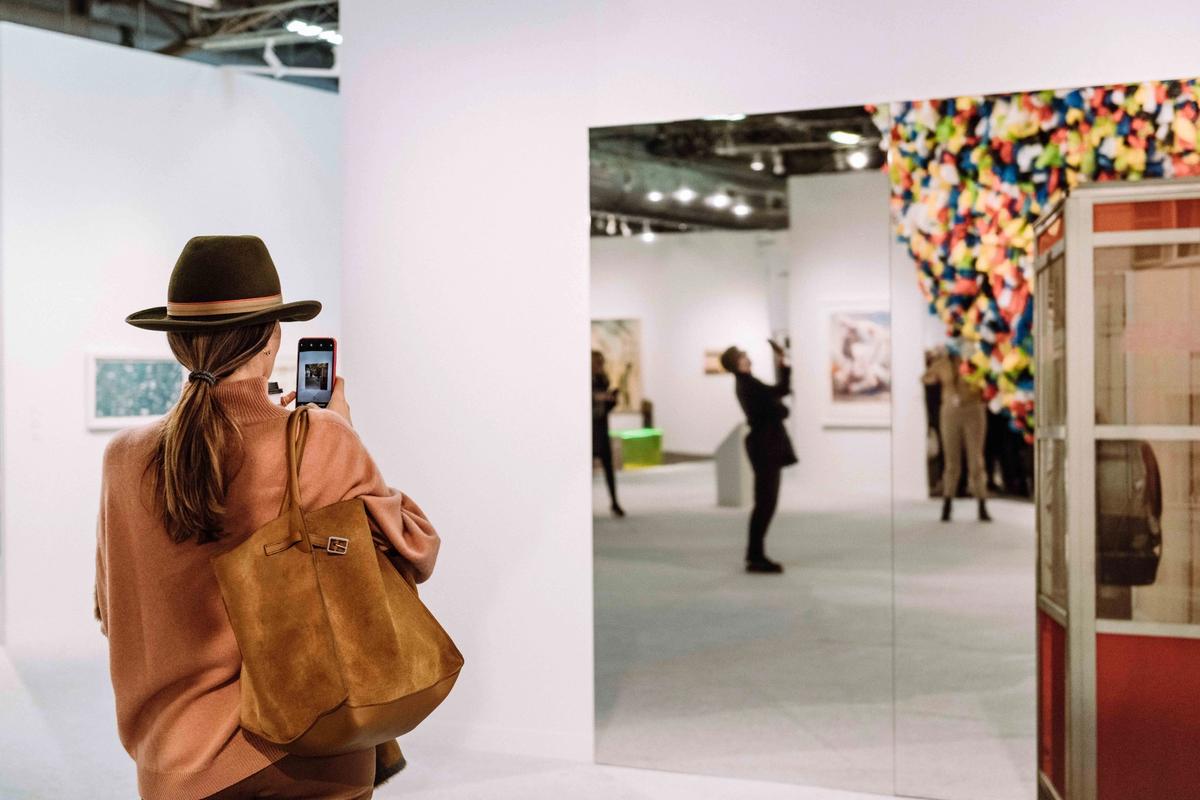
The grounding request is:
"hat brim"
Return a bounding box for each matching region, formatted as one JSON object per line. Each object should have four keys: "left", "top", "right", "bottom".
{"left": 125, "top": 300, "right": 322, "bottom": 332}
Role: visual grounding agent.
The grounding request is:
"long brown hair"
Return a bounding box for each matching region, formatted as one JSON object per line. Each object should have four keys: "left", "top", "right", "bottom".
{"left": 150, "top": 322, "right": 274, "bottom": 543}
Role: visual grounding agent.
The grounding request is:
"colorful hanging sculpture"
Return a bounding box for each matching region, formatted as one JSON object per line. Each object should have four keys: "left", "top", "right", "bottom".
{"left": 872, "top": 79, "right": 1200, "bottom": 438}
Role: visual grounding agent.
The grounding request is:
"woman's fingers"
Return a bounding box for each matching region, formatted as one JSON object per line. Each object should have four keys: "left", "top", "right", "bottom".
{"left": 280, "top": 390, "right": 297, "bottom": 407}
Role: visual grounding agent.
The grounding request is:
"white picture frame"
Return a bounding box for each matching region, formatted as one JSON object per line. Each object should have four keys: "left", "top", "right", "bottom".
{"left": 86, "top": 353, "right": 186, "bottom": 431}
{"left": 821, "top": 301, "right": 892, "bottom": 429}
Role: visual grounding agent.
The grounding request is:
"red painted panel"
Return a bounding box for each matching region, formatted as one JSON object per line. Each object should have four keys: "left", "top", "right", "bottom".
{"left": 1038, "top": 610, "right": 1067, "bottom": 797}
{"left": 1038, "top": 216, "right": 1064, "bottom": 254}
{"left": 1097, "top": 633, "right": 1200, "bottom": 800}
{"left": 1093, "top": 198, "right": 1200, "bottom": 231}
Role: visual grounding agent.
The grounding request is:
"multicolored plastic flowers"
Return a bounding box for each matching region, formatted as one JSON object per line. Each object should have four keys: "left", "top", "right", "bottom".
{"left": 873, "top": 79, "right": 1200, "bottom": 437}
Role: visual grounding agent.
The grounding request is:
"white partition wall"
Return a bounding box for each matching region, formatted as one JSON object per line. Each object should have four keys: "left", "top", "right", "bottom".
{"left": 340, "top": 0, "right": 1200, "bottom": 766}
{"left": 0, "top": 23, "right": 341, "bottom": 652}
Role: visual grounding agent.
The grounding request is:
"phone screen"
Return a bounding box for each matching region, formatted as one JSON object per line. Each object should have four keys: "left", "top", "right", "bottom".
{"left": 296, "top": 338, "right": 336, "bottom": 407}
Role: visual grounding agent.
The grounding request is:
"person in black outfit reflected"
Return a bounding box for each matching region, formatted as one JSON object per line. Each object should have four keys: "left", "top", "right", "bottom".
{"left": 592, "top": 350, "right": 626, "bottom": 517}
{"left": 721, "top": 342, "right": 797, "bottom": 573}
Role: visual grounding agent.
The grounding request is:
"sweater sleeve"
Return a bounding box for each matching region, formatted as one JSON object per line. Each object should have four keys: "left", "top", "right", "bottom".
{"left": 313, "top": 413, "right": 441, "bottom": 583}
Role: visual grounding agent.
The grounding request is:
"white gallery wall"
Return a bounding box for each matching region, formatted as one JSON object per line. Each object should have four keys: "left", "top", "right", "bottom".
{"left": 590, "top": 230, "right": 784, "bottom": 455}
{"left": 0, "top": 23, "right": 341, "bottom": 651}
{"left": 341, "top": 0, "right": 1200, "bottom": 764}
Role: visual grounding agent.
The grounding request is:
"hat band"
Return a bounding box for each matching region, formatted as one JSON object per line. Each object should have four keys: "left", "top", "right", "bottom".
{"left": 167, "top": 293, "right": 283, "bottom": 318}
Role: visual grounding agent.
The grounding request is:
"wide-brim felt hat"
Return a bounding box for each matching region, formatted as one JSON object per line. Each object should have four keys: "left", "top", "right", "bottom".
{"left": 126, "top": 235, "right": 321, "bottom": 332}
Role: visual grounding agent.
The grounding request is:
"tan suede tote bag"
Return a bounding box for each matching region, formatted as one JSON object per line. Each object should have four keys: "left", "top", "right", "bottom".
{"left": 212, "top": 406, "right": 463, "bottom": 756}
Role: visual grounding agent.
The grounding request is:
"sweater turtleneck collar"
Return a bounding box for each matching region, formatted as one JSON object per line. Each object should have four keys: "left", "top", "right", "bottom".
{"left": 210, "top": 377, "right": 289, "bottom": 424}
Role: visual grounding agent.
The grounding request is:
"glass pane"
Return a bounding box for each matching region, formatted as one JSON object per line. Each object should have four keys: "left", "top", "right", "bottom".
{"left": 1040, "top": 250, "right": 1067, "bottom": 428}
{"left": 1095, "top": 245, "right": 1200, "bottom": 425}
{"left": 1096, "top": 440, "right": 1200, "bottom": 623}
{"left": 1038, "top": 439, "right": 1068, "bottom": 608}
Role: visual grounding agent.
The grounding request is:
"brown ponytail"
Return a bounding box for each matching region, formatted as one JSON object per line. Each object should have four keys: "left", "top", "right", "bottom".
{"left": 149, "top": 323, "right": 274, "bottom": 543}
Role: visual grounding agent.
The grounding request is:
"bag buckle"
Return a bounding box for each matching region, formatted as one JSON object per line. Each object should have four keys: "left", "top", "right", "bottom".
{"left": 326, "top": 536, "right": 350, "bottom": 555}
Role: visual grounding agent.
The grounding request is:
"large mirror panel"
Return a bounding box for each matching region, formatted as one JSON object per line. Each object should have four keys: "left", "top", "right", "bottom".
{"left": 590, "top": 107, "right": 896, "bottom": 794}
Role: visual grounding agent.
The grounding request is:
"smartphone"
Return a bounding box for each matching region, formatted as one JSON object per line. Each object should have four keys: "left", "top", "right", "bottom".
{"left": 296, "top": 337, "right": 337, "bottom": 408}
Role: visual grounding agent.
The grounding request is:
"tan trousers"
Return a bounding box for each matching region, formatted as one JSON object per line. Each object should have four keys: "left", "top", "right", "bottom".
{"left": 203, "top": 749, "right": 374, "bottom": 799}
{"left": 940, "top": 401, "right": 987, "bottom": 499}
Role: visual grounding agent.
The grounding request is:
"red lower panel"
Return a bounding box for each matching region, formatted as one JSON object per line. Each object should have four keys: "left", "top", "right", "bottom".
{"left": 1038, "top": 611, "right": 1067, "bottom": 797}
{"left": 1097, "top": 633, "right": 1200, "bottom": 800}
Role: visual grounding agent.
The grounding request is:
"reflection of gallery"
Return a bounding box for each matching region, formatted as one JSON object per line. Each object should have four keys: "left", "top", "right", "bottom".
{"left": 590, "top": 79, "right": 1200, "bottom": 800}
{"left": 3, "top": 6, "right": 1200, "bottom": 800}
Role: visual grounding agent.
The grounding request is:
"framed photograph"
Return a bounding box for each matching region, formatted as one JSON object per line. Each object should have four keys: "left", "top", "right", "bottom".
{"left": 704, "top": 349, "right": 727, "bottom": 375}
{"left": 86, "top": 354, "right": 186, "bottom": 430}
{"left": 823, "top": 303, "right": 892, "bottom": 428}
{"left": 590, "top": 319, "right": 643, "bottom": 413}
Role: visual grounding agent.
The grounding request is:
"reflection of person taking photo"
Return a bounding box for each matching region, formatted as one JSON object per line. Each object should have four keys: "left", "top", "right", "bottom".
{"left": 721, "top": 340, "right": 798, "bottom": 573}
{"left": 592, "top": 350, "right": 625, "bottom": 517}
{"left": 922, "top": 345, "right": 990, "bottom": 522}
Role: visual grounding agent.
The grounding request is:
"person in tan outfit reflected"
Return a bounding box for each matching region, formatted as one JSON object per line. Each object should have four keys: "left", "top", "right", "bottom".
{"left": 922, "top": 347, "right": 991, "bottom": 523}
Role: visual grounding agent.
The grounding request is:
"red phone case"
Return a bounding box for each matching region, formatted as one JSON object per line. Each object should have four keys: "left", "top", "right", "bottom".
{"left": 297, "top": 338, "right": 337, "bottom": 407}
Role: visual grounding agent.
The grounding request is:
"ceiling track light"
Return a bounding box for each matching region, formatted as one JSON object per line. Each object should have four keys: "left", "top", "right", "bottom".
{"left": 619, "top": 219, "right": 632, "bottom": 237}
{"left": 732, "top": 199, "right": 753, "bottom": 217}
{"left": 829, "top": 130, "right": 863, "bottom": 146}
{"left": 772, "top": 150, "right": 786, "bottom": 176}
{"left": 646, "top": 189, "right": 664, "bottom": 202}
{"left": 605, "top": 214, "right": 617, "bottom": 235}
{"left": 672, "top": 186, "right": 697, "bottom": 204}
{"left": 640, "top": 220, "right": 656, "bottom": 243}
{"left": 847, "top": 150, "right": 870, "bottom": 170}
{"left": 750, "top": 152, "right": 765, "bottom": 171}
{"left": 706, "top": 189, "right": 732, "bottom": 210}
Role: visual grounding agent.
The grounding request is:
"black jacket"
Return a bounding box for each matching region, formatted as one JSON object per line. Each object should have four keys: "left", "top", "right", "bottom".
{"left": 592, "top": 373, "right": 616, "bottom": 452}
{"left": 735, "top": 365, "right": 798, "bottom": 468}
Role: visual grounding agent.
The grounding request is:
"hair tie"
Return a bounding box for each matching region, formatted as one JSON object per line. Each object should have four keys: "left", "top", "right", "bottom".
{"left": 188, "top": 370, "right": 217, "bottom": 386}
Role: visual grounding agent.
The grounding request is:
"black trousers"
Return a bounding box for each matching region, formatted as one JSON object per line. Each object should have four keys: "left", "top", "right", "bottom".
{"left": 594, "top": 439, "right": 619, "bottom": 508}
{"left": 747, "top": 461, "right": 783, "bottom": 561}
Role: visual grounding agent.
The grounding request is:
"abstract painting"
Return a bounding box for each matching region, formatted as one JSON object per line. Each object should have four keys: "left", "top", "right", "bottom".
{"left": 825, "top": 306, "right": 892, "bottom": 427}
{"left": 87, "top": 355, "right": 185, "bottom": 430}
{"left": 590, "top": 319, "right": 643, "bottom": 413}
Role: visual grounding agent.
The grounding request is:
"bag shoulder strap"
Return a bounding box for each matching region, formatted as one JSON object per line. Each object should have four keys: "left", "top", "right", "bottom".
{"left": 277, "top": 406, "right": 312, "bottom": 519}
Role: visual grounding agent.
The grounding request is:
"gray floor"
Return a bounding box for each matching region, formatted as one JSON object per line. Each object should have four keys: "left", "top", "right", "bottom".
{"left": 594, "top": 462, "right": 1035, "bottom": 800}
{"left": 0, "top": 645, "right": 887, "bottom": 800}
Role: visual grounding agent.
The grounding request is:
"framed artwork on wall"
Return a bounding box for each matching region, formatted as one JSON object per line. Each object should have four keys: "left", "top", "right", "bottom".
{"left": 822, "top": 303, "right": 892, "bottom": 428}
{"left": 86, "top": 353, "right": 185, "bottom": 430}
{"left": 590, "top": 319, "right": 643, "bottom": 413}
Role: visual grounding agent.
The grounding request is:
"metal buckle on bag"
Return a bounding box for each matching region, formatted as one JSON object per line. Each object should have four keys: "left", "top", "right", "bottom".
{"left": 326, "top": 536, "right": 349, "bottom": 555}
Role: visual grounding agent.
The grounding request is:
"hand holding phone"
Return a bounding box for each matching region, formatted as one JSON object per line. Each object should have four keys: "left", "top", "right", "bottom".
{"left": 296, "top": 337, "right": 337, "bottom": 408}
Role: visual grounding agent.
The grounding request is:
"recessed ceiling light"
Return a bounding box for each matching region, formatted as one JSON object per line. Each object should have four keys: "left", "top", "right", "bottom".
{"left": 732, "top": 201, "right": 753, "bottom": 217}
{"left": 646, "top": 190, "right": 664, "bottom": 202}
{"left": 829, "top": 130, "right": 862, "bottom": 145}
{"left": 847, "top": 150, "right": 870, "bottom": 169}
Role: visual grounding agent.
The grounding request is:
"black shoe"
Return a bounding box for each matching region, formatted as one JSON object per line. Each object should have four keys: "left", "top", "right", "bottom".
{"left": 978, "top": 499, "right": 992, "bottom": 522}
{"left": 746, "top": 557, "right": 784, "bottom": 574}
{"left": 940, "top": 498, "right": 952, "bottom": 522}
{"left": 611, "top": 505, "right": 626, "bottom": 518}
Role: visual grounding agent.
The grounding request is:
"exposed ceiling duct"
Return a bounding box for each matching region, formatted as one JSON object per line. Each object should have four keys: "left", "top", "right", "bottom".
{"left": 590, "top": 106, "right": 882, "bottom": 236}
{"left": 0, "top": 0, "right": 339, "bottom": 90}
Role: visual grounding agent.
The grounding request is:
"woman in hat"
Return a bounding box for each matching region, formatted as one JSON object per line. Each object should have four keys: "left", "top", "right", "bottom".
{"left": 95, "top": 236, "right": 437, "bottom": 799}
{"left": 721, "top": 341, "right": 797, "bottom": 573}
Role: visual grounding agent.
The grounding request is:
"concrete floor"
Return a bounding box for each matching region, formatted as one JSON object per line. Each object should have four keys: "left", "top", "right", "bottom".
{"left": 594, "top": 462, "right": 1036, "bottom": 800}
{"left": 0, "top": 646, "right": 886, "bottom": 800}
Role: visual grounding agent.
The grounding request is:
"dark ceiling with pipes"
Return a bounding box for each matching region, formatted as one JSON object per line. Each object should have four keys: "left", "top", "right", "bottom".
{"left": 591, "top": 106, "right": 882, "bottom": 237}
{"left": 1, "top": 0, "right": 339, "bottom": 91}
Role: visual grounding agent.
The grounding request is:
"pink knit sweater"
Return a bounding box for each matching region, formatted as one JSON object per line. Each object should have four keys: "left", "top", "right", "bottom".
{"left": 94, "top": 377, "right": 440, "bottom": 799}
